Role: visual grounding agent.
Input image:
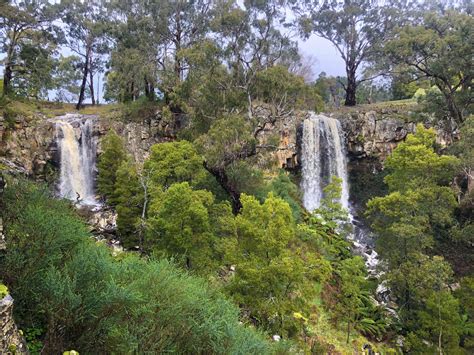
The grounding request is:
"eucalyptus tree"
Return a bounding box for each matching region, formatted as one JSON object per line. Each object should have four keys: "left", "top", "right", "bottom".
{"left": 59, "top": 0, "right": 109, "bottom": 109}
{"left": 384, "top": 6, "right": 473, "bottom": 125}
{"left": 293, "top": 0, "right": 403, "bottom": 106}
{"left": 106, "top": 0, "right": 214, "bottom": 109}
{"left": 105, "top": 0, "right": 163, "bottom": 102}
{"left": 214, "top": 0, "right": 298, "bottom": 116}
{"left": 0, "top": 0, "right": 57, "bottom": 96}
{"left": 191, "top": 0, "right": 304, "bottom": 213}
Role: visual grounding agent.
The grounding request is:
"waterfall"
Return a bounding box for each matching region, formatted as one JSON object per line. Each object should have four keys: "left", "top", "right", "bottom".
{"left": 55, "top": 114, "right": 97, "bottom": 205}
{"left": 301, "top": 113, "right": 350, "bottom": 212}
{"left": 301, "top": 113, "right": 379, "bottom": 274}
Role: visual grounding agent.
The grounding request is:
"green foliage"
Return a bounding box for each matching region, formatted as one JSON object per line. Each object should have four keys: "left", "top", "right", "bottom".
{"left": 253, "top": 65, "right": 323, "bottom": 111}
{"left": 315, "top": 176, "right": 350, "bottom": 230}
{"left": 147, "top": 182, "right": 218, "bottom": 273}
{"left": 384, "top": 10, "right": 473, "bottom": 124}
{"left": 0, "top": 0, "right": 56, "bottom": 97}
{"left": 451, "top": 116, "right": 474, "bottom": 225}
{"left": 327, "top": 257, "right": 370, "bottom": 343}
{"left": 391, "top": 76, "right": 420, "bottom": 100}
{"left": 367, "top": 126, "right": 459, "bottom": 267}
{"left": 456, "top": 277, "right": 474, "bottom": 351}
{"left": 54, "top": 55, "right": 82, "bottom": 103}
{"left": 11, "top": 32, "right": 58, "bottom": 99}
{"left": 366, "top": 126, "right": 464, "bottom": 352}
{"left": 313, "top": 72, "right": 345, "bottom": 108}
{"left": 296, "top": 0, "right": 401, "bottom": 106}
{"left": 383, "top": 124, "right": 459, "bottom": 192}
{"left": 0, "top": 178, "right": 279, "bottom": 354}
{"left": 144, "top": 141, "right": 206, "bottom": 189}
{"left": 114, "top": 159, "right": 143, "bottom": 248}
{"left": 398, "top": 255, "right": 462, "bottom": 354}
{"left": 0, "top": 283, "right": 8, "bottom": 298}
{"left": 227, "top": 161, "right": 266, "bottom": 197}
{"left": 24, "top": 327, "right": 44, "bottom": 355}
{"left": 259, "top": 171, "right": 303, "bottom": 222}
{"left": 97, "top": 130, "right": 127, "bottom": 204}
{"left": 195, "top": 115, "right": 255, "bottom": 169}
{"left": 228, "top": 193, "right": 327, "bottom": 337}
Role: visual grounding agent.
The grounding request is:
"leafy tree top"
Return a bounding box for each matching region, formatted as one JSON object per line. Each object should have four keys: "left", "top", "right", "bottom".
{"left": 384, "top": 124, "right": 459, "bottom": 192}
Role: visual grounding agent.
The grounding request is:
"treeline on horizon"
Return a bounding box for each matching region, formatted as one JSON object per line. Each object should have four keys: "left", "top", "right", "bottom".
{"left": 0, "top": 0, "right": 472, "bottom": 124}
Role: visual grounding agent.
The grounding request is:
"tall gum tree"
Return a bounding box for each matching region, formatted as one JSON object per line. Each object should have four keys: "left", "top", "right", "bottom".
{"left": 59, "top": 0, "right": 109, "bottom": 109}
{"left": 384, "top": 7, "right": 473, "bottom": 125}
{"left": 293, "top": 0, "right": 403, "bottom": 106}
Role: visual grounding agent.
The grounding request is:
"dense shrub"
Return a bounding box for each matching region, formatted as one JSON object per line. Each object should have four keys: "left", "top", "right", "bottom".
{"left": 0, "top": 179, "right": 284, "bottom": 354}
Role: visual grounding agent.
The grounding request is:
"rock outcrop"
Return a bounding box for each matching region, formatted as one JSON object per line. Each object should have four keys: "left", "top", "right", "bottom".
{"left": 0, "top": 104, "right": 456, "bottom": 183}
{"left": 0, "top": 113, "right": 57, "bottom": 180}
{"left": 266, "top": 106, "right": 456, "bottom": 173}
{"left": 0, "top": 112, "right": 170, "bottom": 178}
{"left": 0, "top": 294, "right": 28, "bottom": 354}
{"left": 334, "top": 109, "right": 456, "bottom": 160}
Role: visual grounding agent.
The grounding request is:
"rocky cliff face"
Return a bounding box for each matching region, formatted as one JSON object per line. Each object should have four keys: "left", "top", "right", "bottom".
{"left": 334, "top": 109, "right": 455, "bottom": 160}
{"left": 0, "top": 105, "right": 455, "bottom": 191}
{"left": 0, "top": 112, "right": 171, "bottom": 178}
{"left": 264, "top": 107, "right": 455, "bottom": 172}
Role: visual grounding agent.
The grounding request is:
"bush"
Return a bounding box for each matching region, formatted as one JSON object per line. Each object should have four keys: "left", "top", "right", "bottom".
{"left": 97, "top": 130, "right": 127, "bottom": 204}
{"left": 0, "top": 283, "right": 8, "bottom": 298}
{"left": 0, "top": 178, "right": 282, "bottom": 354}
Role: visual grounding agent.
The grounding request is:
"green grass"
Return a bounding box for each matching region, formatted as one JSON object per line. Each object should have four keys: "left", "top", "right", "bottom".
{"left": 328, "top": 99, "right": 419, "bottom": 115}
{"left": 0, "top": 96, "right": 157, "bottom": 123}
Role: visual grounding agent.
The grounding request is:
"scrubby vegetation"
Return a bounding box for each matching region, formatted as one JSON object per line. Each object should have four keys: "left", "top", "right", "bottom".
{"left": 1, "top": 0, "right": 473, "bottom": 353}
{"left": 0, "top": 179, "right": 289, "bottom": 354}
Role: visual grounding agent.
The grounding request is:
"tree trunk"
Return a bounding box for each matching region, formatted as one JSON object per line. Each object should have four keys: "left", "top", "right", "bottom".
{"left": 144, "top": 76, "right": 154, "bottom": 100}
{"left": 76, "top": 46, "right": 91, "bottom": 110}
{"left": 3, "top": 63, "right": 13, "bottom": 96}
{"left": 174, "top": 10, "right": 182, "bottom": 83}
{"left": 203, "top": 163, "right": 242, "bottom": 214}
{"left": 97, "top": 78, "right": 100, "bottom": 105}
{"left": 443, "top": 90, "right": 464, "bottom": 125}
{"left": 3, "top": 34, "right": 17, "bottom": 96}
{"left": 345, "top": 66, "right": 357, "bottom": 106}
{"left": 89, "top": 57, "right": 95, "bottom": 106}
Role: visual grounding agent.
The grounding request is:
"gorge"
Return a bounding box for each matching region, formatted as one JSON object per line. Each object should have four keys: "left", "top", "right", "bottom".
{"left": 0, "top": 104, "right": 468, "bottom": 354}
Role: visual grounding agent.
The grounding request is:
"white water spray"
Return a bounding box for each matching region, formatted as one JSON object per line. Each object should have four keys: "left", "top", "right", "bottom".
{"left": 301, "top": 113, "right": 350, "bottom": 212}
{"left": 55, "top": 114, "right": 97, "bottom": 205}
{"left": 301, "top": 113, "right": 379, "bottom": 274}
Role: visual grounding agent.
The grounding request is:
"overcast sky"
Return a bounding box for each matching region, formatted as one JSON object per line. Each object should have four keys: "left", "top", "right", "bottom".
{"left": 299, "top": 35, "right": 346, "bottom": 78}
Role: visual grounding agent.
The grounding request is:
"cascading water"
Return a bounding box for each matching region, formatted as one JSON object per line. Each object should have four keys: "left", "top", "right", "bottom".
{"left": 301, "top": 113, "right": 350, "bottom": 211}
{"left": 301, "top": 112, "right": 379, "bottom": 274}
{"left": 55, "top": 114, "right": 98, "bottom": 205}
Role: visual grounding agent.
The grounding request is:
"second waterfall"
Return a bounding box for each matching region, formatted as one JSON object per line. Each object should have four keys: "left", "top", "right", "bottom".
{"left": 301, "top": 113, "right": 350, "bottom": 212}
